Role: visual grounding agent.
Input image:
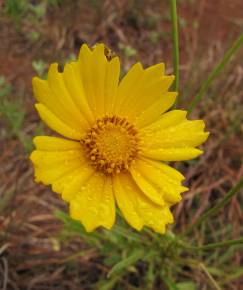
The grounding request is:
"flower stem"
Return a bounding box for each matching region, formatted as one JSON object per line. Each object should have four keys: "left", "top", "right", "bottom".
{"left": 170, "top": 0, "right": 179, "bottom": 97}
{"left": 188, "top": 34, "right": 243, "bottom": 115}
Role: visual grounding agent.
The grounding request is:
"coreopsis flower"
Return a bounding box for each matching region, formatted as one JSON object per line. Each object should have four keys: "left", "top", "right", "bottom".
{"left": 30, "top": 43, "right": 209, "bottom": 233}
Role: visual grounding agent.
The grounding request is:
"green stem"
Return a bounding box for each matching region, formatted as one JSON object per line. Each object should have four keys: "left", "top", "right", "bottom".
{"left": 188, "top": 34, "right": 243, "bottom": 115}
{"left": 186, "top": 238, "right": 243, "bottom": 251}
{"left": 170, "top": 0, "right": 180, "bottom": 96}
{"left": 184, "top": 177, "right": 243, "bottom": 236}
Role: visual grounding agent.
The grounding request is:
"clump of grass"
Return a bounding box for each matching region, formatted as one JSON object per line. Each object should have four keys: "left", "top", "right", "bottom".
{"left": 3, "top": 0, "right": 65, "bottom": 43}
{"left": 4, "top": 0, "right": 62, "bottom": 22}
{"left": 0, "top": 76, "right": 25, "bottom": 137}
{"left": 4, "top": 0, "right": 28, "bottom": 22}
{"left": 0, "top": 76, "right": 32, "bottom": 152}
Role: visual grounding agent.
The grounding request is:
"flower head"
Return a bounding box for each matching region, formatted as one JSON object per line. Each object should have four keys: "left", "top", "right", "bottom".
{"left": 30, "top": 43, "right": 209, "bottom": 233}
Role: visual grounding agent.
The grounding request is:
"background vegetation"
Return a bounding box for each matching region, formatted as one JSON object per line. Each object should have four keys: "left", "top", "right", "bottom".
{"left": 0, "top": 0, "right": 242, "bottom": 289}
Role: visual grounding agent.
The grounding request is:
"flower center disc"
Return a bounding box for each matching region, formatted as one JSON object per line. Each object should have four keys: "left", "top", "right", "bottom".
{"left": 82, "top": 116, "right": 139, "bottom": 174}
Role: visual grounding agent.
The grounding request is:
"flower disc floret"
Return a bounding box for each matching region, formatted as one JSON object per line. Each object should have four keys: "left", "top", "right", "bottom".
{"left": 82, "top": 115, "right": 139, "bottom": 174}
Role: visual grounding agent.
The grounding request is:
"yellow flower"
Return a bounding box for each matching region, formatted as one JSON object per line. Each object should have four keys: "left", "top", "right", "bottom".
{"left": 30, "top": 43, "right": 209, "bottom": 233}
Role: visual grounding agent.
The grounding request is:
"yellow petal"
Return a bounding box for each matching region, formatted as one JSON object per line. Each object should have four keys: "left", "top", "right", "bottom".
{"left": 63, "top": 62, "right": 94, "bottom": 124}
{"left": 32, "top": 156, "right": 83, "bottom": 185}
{"left": 113, "top": 62, "right": 143, "bottom": 114}
{"left": 140, "top": 117, "right": 209, "bottom": 161}
{"left": 33, "top": 77, "right": 83, "bottom": 130}
{"left": 120, "top": 76, "right": 175, "bottom": 119}
{"left": 33, "top": 63, "right": 89, "bottom": 132}
{"left": 30, "top": 149, "right": 85, "bottom": 168}
{"left": 47, "top": 64, "right": 88, "bottom": 128}
{"left": 78, "top": 44, "right": 95, "bottom": 111}
{"left": 30, "top": 136, "right": 87, "bottom": 185}
{"left": 130, "top": 166, "right": 165, "bottom": 206}
{"left": 142, "top": 147, "right": 203, "bottom": 161}
{"left": 113, "top": 174, "right": 143, "bottom": 231}
{"left": 35, "top": 103, "right": 83, "bottom": 140}
{"left": 113, "top": 173, "right": 174, "bottom": 233}
{"left": 115, "top": 60, "right": 174, "bottom": 120}
{"left": 139, "top": 110, "right": 187, "bottom": 132}
{"left": 131, "top": 158, "right": 188, "bottom": 204}
{"left": 104, "top": 56, "right": 120, "bottom": 113}
{"left": 144, "top": 63, "right": 165, "bottom": 78}
{"left": 139, "top": 157, "right": 184, "bottom": 181}
{"left": 92, "top": 44, "right": 107, "bottom": 115}
{"left": 135, "top": 94, "right": 179, "bottom": 128}
{"left": 78, "top": 44, "right": 108, "bottom": 118}
{"left": 31, "top": 138, "right": 97, "bottom": 219}
{"left": 33, "top": 136, "right": 82, "bottom": 151}
{"left": 61, "top": 165, "right": 95, "bottom": 202}
{"left": 70, "top": 174, "right": 115, "bottom": 231}
{"left": 142, "top": 120, "right": 209, "bottom": 149}
{"left": 127, "top": 63, "right": 165, "bottom": 105}
{"left": 52, "top": 167, "right": 86, "bottom": 194}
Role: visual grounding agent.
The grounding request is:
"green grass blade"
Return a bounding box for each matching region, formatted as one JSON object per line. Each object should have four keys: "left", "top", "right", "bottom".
{"left": 188, "top": 34, "right": 243, "bottom": 114}
{"left": 222, "top": 267, "right": 243, "bottom": 283}
{"left": 107, "top": 249, "right": 144, "bottom": 278}
{"left": 170, "top": 0, "right": 180, "bottom": 95}
{"left": 184, "top": 177, "right": 243, "bottom": 235}
{"left": 163, "top": 276, "right": 180, "bottom": 290}
{"left": 188, "top": 238, "right": 243, "bottom": 251}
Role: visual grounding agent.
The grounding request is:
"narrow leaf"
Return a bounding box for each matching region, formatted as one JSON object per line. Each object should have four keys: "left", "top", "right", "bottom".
{"left": 170, "top": 0, "right": 180, "bottom": 95}
{"left": 107, "top": 249, "right": 144, "bottom": 278}
{"left": 188, "top": 34, "right": 243, "bottom": 114}
{"left": 194, "top": 238, "right": 243, "bottom": 251}
{"left": 182, "top": 238, "right": 243, "bottom": 251}
{"left": 184, "top": 177, "right": 243, "bottom": 235}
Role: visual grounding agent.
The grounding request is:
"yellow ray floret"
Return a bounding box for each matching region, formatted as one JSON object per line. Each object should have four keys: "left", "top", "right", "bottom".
{"left": 30, "top": 43, "right": 209, "bottom": 233}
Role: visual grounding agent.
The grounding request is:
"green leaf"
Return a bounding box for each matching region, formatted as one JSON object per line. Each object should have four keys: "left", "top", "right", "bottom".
{"left": 107, "top": 249, "right": 144, "bottom": 278}
{"left": 176, "top": 281, "right": 197, "bottom": 290}
{"left": 223, "top": 267, "right": 243, "bottom": 283}
{"left": 163, "top": 276, "right": 179, "bottom": 290}
{"left": 99, "top": 276, "right": 119, "bottom": 290}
